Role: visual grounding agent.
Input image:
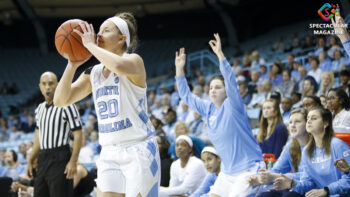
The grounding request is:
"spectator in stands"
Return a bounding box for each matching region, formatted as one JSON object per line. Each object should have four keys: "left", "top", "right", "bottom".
{"left": 269, "top": 63, "right": 283, "bottom": 86}
{"left": 0, "top": 150, "right": 26, "bottom": 181}
{"left": 338, "top": 69, "right": 350, "bottom": 96}
{"left": 159, "top": 135, "right": 206, "bottom": 196}
{"left": 291, "top": 61, "right": 301, "bottom": 82}
{"left": 190, "top": 146, "right": 221, "bottom": 197}
{"left": 156, "top": 135, "right": 172, "bottom": 187}
{"left": 281, "top": 97, "right": 293, "bottom": 126}
{"left": 150, "top": 116, "right": 166, "bottom": 136}
{"left": 294, "top": 66, "right": 307, "bottom": 94}
{"left": 327, "top": 36, "right": 342, "bottom": 58}
{"left": 290, "top": 33, "right": 300, "bottom": 50}
{"left": 242, "top": 55, "right": 251, "bottom": 76}
{"left": 314, "top": 36, "right": 327, "bottom": 57}
{"left": 302, "top": 96, "right": 321, "bottom": 112}
{"left": 302, "top": 35, "right": 314, "bottom": 49}
{"left": 327, "top": 88, "right": 350, "bottom": 131}
{"left": 277, "top": 70, "right": 294, "bottom": 98}
{"left": 251, "top": 51, "right": 266, "bottom": 70}
{"left": 291, "top": 92, "right": 302, "bottom": 110}
{"left": 0, "top": 122, "right": 9, "bottom": 142}
{"left": 231, "top": 58, "right": 241, "bottom": 74}
{"left": 0, "top": 149, "right": 6, "bottom": 166}
{"left": 248, "top": 108, "right": 310, "bottom": 196}
{"left": 87, "top": 131, "right": 100, "bottom": 155}
{"left": 168, "top": 121, "right": 206, "bottom": 160}
{"left": 248, "top": 80, "right": 268, "bottom": 109}
{"left": 192, "top": 85, "right": 204, "bottom": 98}
{"left": 332, "top": 50, "right": 347, "bottom": 73}
{"left": 273, "top": 107, "right": 350, "bottom": 196}
{"left": 188, "top": 111, "right": 204, "bottom": 137}
{"left": 317, "top": 72, "right": 334, "bottom": 97}
{"left": 162, "top": 108, "right": 177, "bottom": 143}
{"left": 170, "top": 84, "right": 180, "bottom": 107}
{"left": 21, "top": 114, "right": 36, "bottom": 133}
{"left": 8, "top": 124, "right": 24, "bottom": 142}
{"left": 177, "top": 101, "right": 194, "bottom": 125}
{"left": 272, "top": 36, "right": 285, "bottom": 52}
{"left": 260, "top": 65, "right": 269, "bottom": 81}
{"left": 257, "top": 99, "right": 288, "bottom": 159}
{"left": 302, "top": 77, "right": 318, "bottom": 98}
{"left": 0, "top": 82, "right": 9, "bottom": 95}
{"left": 307, "top": 56, "right": 322, "bottom": 84}
{"left": 238, "top": 81, "right": 252, "bottom": 105}
{"left": 151, "top": 96, "right": 164, "bottom": 120}
{"left": 18, "top": 143, "right": 27, "bottom": 165}
{"left": 319, "top": 95, "right": 327, "bottom": 109}
{"left": 78, "top": 129, "right": 94, "bottom": 164}
{"left": 285, "top": 54, "right": 295, "bottom": 70}
{"left": 248, "top": 70, "right": 260, "bottom": 94}
{"left": 318, "top": 51, "right": 332, "bottom": 72}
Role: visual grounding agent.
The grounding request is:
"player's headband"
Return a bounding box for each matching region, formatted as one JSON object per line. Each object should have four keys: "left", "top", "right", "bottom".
{"left": 107, "top": 16, "right": 130, "bottom": 48}
{"left": 201, "top": 146, "right": 219, "bottom": 157}
{"left": 176, "top": 135, "right": 193, "bottom": 147}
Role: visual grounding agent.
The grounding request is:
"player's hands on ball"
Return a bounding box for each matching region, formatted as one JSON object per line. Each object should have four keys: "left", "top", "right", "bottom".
{"left": 64, "top": 160, "right": 77, "bottom": 179}
{"left": 74, "top": 22, "right": 96, "bottom": 48}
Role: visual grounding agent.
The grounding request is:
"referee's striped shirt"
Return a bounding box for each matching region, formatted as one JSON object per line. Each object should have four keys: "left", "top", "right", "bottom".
{"left": 35, "top": 102, "right": 82, "bottom": 150}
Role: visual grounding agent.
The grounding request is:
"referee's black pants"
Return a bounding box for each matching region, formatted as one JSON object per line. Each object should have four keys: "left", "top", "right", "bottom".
{"left": 34, "top": 145, "right": 73, "bottom": 197}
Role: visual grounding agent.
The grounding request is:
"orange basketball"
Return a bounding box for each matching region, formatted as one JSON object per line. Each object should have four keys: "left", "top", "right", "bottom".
{"left": 55, "top": 19, "right": 92, "bottom": 62}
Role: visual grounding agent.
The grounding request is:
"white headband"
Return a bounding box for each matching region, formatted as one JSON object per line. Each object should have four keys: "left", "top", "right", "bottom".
{"left": 107, "top": 16, "right": 130, "bottom": 47}
{"left": 201, "top": 146, "right": 219, "bottom": 157}
{"left": 176, "top": 135, "right": 193, "bottom": 147}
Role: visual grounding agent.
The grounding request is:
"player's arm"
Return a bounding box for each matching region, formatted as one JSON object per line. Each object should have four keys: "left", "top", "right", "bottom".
{"left": 74, "top": 22, "right": 146, "bottom": 87}
{"left": 65, "top": 129, "right": 82, "bottom": 179}
{"left": 26, "top": 129, "right": 40, "bottom": 178}
{"left": 54, "top": 65, "right": 92, "bottom": 107}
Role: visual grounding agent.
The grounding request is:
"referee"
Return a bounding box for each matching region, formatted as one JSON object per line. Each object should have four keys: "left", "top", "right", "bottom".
{"left": 26, "top": 71, "right": 82, "bottom": 197}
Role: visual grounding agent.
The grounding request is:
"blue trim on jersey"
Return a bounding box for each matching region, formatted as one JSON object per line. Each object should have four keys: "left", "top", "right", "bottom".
{"left": 150, "top": 159, "right": 158, "bottom": 177}
{"left": 139, "top": 110, "right": 149, "bottom": 124}
{"left": 147, "top": 141, "right": 157, "bottom": 156}
{"left": 146, "top": 182, "right": 159, "bottom": 197}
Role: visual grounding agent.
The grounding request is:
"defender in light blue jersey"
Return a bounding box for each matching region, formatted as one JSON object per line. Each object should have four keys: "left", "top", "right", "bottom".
{"left": 175, "top": 33, "right": 263, "bottom": 196}
{"left": 273, "top": 107, "right": 350, "bottom": 196}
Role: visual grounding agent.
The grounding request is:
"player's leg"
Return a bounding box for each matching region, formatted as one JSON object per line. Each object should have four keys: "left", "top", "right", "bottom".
{"left": 121, "top": 137, "right": 160, "bottom": 197}
{"left": 95, "top": 146, "right": 127, "bottom": 197}
{"left": 97, "top": 188, "right": 125, "bottom": 197}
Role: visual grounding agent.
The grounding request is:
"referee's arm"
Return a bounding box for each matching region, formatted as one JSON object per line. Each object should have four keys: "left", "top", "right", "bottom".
{"left": 26, "top": 129, "right": 40, "bottom": 178}
{"left": 65, "top": 128, "right": 82, "bottom": 179}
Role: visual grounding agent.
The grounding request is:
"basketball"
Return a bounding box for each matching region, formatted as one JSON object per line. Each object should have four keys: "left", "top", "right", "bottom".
{"left": 55, "top": 19, "right": 92, "bottom": 62}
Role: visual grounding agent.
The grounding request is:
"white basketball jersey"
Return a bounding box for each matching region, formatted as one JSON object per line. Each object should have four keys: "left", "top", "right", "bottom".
{"left": 90, "top": 63, "right": 154, "bottom": 146}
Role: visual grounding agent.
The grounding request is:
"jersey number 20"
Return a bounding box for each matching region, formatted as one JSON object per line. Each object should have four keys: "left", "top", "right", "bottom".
{"left": 98, "top": 99, "right": 119, "bottom": 119}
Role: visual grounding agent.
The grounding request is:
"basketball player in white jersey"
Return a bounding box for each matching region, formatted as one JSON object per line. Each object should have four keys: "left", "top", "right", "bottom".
{"left": 54, "top": 12, "right": 160, "bottom": 197}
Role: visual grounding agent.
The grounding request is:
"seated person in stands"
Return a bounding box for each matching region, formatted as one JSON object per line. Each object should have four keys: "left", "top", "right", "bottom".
{"left": 248, "top": 108, "right": 310, "bottom": 196}
{"left": 0, "top": 150, "right": 26, "bottom": 181}
{"left": 327, "top": 88, "right": 350, "bottom": 130}
{"left": 168, "top": 121, "right": 206, "bottom": 160}
{"left": 160, "top": 135, "right": 207, "bottom": 197}
{"left": 257, "top": 99, "right": 289, "bottom": 159}
{"left": 156, "top": 135, "right": 173, "bottom": 187}
{"left": 272, "top": 107, "right": 350, "bottom": 196}
{"left": 302, "top": 95, "right": 321, "bottom": 112}
{"left": 190, "top": 146, "right": 221, "bottom": 197}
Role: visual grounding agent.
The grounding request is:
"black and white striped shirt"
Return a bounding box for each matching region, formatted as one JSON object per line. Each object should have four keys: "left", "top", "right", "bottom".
{"left": 35, "top": 102, "right": 82, "bottom": 150}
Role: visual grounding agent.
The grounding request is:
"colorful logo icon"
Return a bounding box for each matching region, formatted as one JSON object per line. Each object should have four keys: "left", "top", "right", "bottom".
{"left": 318, "top": 3, "right": 339, "bottom": 21}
